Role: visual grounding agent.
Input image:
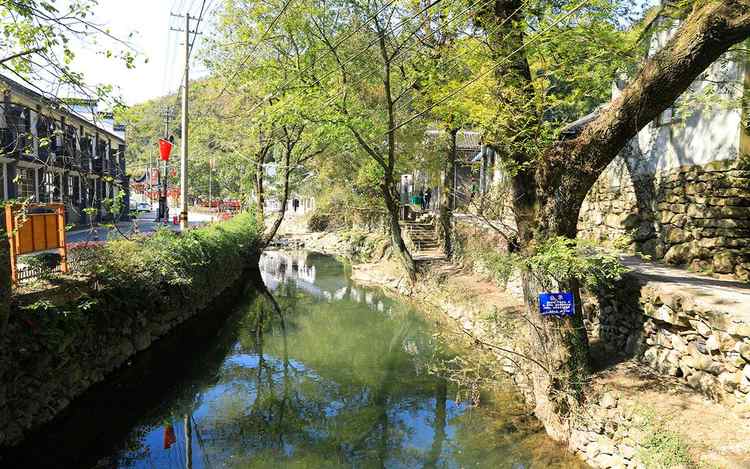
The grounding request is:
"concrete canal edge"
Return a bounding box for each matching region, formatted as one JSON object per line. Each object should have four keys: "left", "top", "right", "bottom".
{"left": 0, "top": 225, "right": 263, "bottom": 450}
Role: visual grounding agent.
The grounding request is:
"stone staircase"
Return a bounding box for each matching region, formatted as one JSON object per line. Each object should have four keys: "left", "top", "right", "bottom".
{"left": 401, "top": 214, "right": 444, "bottom": 259}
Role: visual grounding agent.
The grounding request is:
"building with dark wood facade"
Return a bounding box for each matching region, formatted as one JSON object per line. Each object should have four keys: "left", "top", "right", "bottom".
{"left": 0, "top": 75, "right": 128, "bottom": 224}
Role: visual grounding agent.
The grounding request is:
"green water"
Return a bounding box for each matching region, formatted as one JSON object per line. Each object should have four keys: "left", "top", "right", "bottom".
{"left": 5, "top": 251, "right": 584, "bottom": 468}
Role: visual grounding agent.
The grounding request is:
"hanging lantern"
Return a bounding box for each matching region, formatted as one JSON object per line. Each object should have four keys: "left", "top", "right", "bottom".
{"left": 158, "top": 138, "right": 173, "bottom": 161}
{"left": 163, "top": 423, "right": 176, "bottom": 449}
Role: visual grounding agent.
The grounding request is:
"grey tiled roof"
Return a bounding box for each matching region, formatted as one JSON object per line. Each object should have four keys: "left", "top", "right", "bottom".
{"left": 424, "top": 129, "right": 482, "bottom": 150}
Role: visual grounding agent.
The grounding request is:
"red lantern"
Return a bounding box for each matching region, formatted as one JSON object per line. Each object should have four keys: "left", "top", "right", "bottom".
{"left": 158, "top": 139, "right": 173, "bottom": 161}
{"left": 163, "top": 423, "right": 176, "bottom": 449}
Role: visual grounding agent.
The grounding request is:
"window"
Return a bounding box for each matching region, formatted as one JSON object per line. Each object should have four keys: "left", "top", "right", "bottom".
{"left": 15, "top": 167, "right": 35, "bottom": 200}
{"left": 41, "top": 171, "right": 55, "bottom": 203}
{"left": 67, "top": 175, "right": 75, "bottom": 200}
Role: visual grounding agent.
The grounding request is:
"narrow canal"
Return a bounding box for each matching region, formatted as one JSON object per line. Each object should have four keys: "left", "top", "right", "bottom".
{"left": 3, "top": 251, "right": 584, "bottom": 468}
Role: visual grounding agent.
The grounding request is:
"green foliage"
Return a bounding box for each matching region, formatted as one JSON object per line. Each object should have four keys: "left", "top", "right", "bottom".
{"left": 307, "top": 210, "right": 330, "bottom": 232}
{"left": 85, "top": 212, "right": 261, "bottom": 297}
{"left": 613, "top": 233, "right": 635, "bottom": 251}
{"left": 24, "top": 251, "right": 61, "bottom": 270}
{"left": 11, "top": 213, "right": 261, "bottom": 355}
{"left": 0, "top": 0, "right": 140, "bottom": 103}
{"left": 525, "top": 237, "right": 628, "bottom": 290}
{"left": 635, "top": 406, "right": 695, "bottom": 469}
{"left": 480, "top": 251, "right": 517, "bottom": 289}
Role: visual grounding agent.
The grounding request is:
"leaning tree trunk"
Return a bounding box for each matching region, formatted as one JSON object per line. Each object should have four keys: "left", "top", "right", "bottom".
{"left": 486, "top": 0, "right": 750, "bottom": 442}
{"left": 383, "top": 172, "right": 417, "bottom": 282}
{"left": 511, "top": 176, "right": 592, "bottom": 440}
{"left": 262, "top": 149, "right": 292, "bottom": 247}
{"left": 440, "top": 128, "right": 457, "bottom": 258}
{"left": 476, "top": 0, "right": 594, "bottom": 441}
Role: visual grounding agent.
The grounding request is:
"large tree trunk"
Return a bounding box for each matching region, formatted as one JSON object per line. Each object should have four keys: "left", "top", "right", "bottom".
{"left": 383, "top": 173, "right": 417, "bottom": 282}
{"left": 478, "top": 0, "right": 590, "bottom": 440}
{"left": 481, "top": 0, "right": 750, "bottom": 442}
{"left": 440, "top": 129, "right": 457, "bottom": 258}
{"left": 262, "top": 148, "right": 292, "bottom": 247}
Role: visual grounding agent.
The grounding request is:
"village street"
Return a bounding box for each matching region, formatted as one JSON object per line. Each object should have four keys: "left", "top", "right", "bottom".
{"left": 65, "top": 211, "right": 216, "bottom": 244}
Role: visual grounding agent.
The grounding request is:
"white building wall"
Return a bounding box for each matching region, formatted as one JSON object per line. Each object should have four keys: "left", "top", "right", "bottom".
{"left": 627, "top": 19, "right": 744, "bottom": 176}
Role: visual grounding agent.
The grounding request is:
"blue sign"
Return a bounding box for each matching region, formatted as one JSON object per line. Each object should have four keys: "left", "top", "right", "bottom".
{"left": 539, "top": 292, "right": 575, "bottom": 317}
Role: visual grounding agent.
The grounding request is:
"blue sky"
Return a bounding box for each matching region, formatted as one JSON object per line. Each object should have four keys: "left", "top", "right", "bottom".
{"left": 70, "top": 0, "right": 215, "bottom": 106}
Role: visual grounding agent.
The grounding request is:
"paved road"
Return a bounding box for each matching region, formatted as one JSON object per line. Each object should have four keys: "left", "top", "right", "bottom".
{"left": 66, "top": 211, "right": 215, "bottom": 244}
{"left": 621, "top": 255, "right": 750, "bottom": 322}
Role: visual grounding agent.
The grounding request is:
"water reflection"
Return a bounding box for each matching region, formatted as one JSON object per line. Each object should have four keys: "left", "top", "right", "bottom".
{"left": 2, "top": 251, "right": 584, "bottom": 468}
{"left": 260, "top": 250, "right": 389, "bottom": 313}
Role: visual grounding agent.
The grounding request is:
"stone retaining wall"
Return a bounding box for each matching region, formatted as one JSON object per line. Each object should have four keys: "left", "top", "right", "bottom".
{"left": 583, "top": 275, "right": 750, "bottom": 406}
{"left": 0, "top": 218, "right": 261, "bottom": 450}
{"left": 578, "top": 159, "right": 750, "bottom": 281}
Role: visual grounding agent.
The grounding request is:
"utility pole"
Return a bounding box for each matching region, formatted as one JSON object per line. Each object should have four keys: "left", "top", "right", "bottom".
{"left": 170, "top": 13, "right": 199, "bottom": 230}
{"left": 159, "top": 106, "right": 175, "bottom": 222}
{"left": 208, "top": 158, "right": 214, "bottom": 219}
{"left": 179, "top": 13, "right": 189, "bottom": 230}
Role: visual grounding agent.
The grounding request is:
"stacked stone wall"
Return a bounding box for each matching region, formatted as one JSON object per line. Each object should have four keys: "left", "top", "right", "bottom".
{"left": 578, "top": 159, "right": 750, "bottom": 281}
{"left": 583, "top": 275, "right": 750, "bottom": 406}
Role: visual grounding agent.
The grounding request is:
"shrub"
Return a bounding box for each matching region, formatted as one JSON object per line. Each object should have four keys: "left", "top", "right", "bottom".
{"left": 525, "top": 236, "right": 627, "bottom": 290}
{"left": 307, "top": 210, "right": 330, "bottom": 232}
{"left": 24, "top": 252, "right": 61, "bottom": 269}
{"left": 80, "top": 212, "right": 261, "bottom": 304}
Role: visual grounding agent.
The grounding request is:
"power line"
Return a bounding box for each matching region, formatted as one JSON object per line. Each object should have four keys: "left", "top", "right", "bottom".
{"left": 253, "top": 0, "right": 500, "bottom": 139}
{"left": 215, "top": 0, "right": 296, "bottom": 98}
{"left": 217, "top": 0, "right": 488, "bottom": 150}
{"left": 316, "top": 0, "right": 495, "bottom": 114}
{"left": 188, "top": 0, "right": 210, "bottom": 57}
{"left": 238, "top": 0, "right": 436, "bottom": 114}
{"left": 390, "top": 1, "right": 588, "bottom": 134}
{"left": 389, "top": 0, "right": 528, "bottom": 118}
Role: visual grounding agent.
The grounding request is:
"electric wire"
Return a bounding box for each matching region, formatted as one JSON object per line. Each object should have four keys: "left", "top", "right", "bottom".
{"left": 250, "top": 0, "right": 500, "bottom": 139}
{"left": 389, "top": 1, "right": 588, "bottom": 134}
{"left": 214, "top": 0, "right": 296, "bottom": 98}
{"left": 239, "top": 0, "right": 444, "bottom": 115}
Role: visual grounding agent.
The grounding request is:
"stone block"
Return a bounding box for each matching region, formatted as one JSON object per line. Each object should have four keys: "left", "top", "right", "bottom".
{"left": 671, "top": 334, "right": 688, "bottom": 352}
{"left": 707, "top": 197, "right": 750, "bottom": 207}
{"left": 664, "top": 226, "right": 689, "bottom": 244}
{"left": 683, "top": 345, "right": 722, "bottom": 373}
{"left": 740, "top": 343, "right": 750, "bottom": 362}
{"left": 656, "top": 331, "right": 673, "bottom": 348}
{"left": 706, "top": 334, "right": 721, "bottom": 352}
{"left": 686, "top": 204, "right": 708, "bottom": 218}
{"left": 647, "top": 304, "right": 689, "bottom": 327}
{"left": 728, "top": 323, "right": 750, "bottom": 338}
{"left": 690, "top": 320, "right": 712, "bottom": 338}
{"left": 736, "top": 265, "right": 750, "bottom": 282}
{"left": 600, "top": 392, "right": 619, "bottom": 409}
{"left": 718, "top": 371, "right": 742, "bottom": 392}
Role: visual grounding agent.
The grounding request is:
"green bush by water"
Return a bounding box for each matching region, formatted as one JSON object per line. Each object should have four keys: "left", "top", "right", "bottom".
{"left": 84, "top": 212, "right": 261, "bottom": 301}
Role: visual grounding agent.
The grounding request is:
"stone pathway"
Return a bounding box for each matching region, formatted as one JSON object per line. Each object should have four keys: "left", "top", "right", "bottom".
{"left": 621, "top": 255, "right": 750, "bottom": 329}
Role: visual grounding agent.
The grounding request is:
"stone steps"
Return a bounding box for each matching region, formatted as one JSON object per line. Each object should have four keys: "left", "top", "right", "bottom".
{"left": 402, "top": 220, "right": 443, "bottom": 258}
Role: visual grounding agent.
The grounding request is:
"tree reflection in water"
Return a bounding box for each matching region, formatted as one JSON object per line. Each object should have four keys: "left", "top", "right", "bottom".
{"left": 183, "top": 251, "right": 582, "bottom": 468}
{"left": 13, "top": 251, "right": 584, "bottom": 469}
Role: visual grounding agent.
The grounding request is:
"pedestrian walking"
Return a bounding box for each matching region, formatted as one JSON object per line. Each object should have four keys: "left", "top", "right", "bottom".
{"left": 424, "top": 189, "right": 431, "bottom": 209}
